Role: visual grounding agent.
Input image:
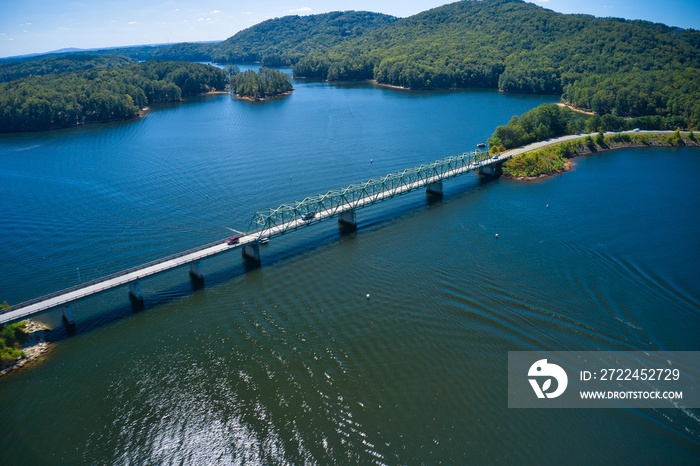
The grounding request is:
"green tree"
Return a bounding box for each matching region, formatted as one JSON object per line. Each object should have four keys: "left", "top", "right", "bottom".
{"left": 595, "top": 132, "right": 605, "bottom": 147}
{"left": 487, "top": 104, "right": 581, "bottom": 150}
{"left": 0, "top": 300, "right": 28, "bottom": 370}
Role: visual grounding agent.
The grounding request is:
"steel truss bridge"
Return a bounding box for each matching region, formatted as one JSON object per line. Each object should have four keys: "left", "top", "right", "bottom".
{"left": 7, "top": 129, "right": 584, "bottom": 327}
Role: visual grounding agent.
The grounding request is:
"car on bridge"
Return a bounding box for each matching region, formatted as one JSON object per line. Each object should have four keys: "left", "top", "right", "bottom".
{"left": 226, "top": 234, "right": 243, "bottom": 245}
{"left": 302, "top": 211, "right": 316, "bottom": 221}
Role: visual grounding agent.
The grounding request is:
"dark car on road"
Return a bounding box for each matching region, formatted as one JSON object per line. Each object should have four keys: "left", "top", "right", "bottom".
{"left": 226, "top": 234, "right": 243, "bottom": 245}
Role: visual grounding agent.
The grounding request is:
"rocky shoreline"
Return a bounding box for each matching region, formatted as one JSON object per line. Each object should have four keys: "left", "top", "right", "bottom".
{"left": 234, "top": 90, "right": 294, "bottom": 102}
{"left": 0, "top": 320, "right": 51, "bottom": 378}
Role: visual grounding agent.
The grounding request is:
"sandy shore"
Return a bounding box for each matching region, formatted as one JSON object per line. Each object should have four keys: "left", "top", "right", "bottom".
{"left": 369, "top": 80, "right": 410, "bottom": 91}
{"left": 0, "top": 320, "right": 51, "bottom": 378}
{"left": 556, "top": 102, "right": 596, "bottom": 116}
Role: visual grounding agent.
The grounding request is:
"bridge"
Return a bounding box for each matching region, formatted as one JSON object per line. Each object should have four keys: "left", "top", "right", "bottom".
{"left": 0, "top": 132, "right": 611, "bottom": 327}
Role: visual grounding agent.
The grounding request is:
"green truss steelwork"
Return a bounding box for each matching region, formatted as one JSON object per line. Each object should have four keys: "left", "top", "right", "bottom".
{"left": 248, "top": 149, "right": 491, "bottom": 238}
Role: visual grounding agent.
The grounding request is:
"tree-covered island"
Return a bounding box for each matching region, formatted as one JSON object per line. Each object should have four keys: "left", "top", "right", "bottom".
{"left": 229, "top": 67, "right": 294, "bottom": 101}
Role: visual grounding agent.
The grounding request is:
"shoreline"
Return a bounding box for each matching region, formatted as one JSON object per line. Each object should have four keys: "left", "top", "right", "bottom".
{"left": 233, "top": 90, "right": 294, "bottom": 102}
{"left": 369, "top": 80, "right": 410, "bottom": 91}
{"left": 502, "top": 132, "right": 699, "bottom": 181}
{"left": 0, "top": 319, "right": 52, "bottom": 378}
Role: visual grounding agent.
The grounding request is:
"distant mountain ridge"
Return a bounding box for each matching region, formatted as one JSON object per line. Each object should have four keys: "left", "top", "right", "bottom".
{"left": 294, "top": 0, "right": 699, "bottom": 89}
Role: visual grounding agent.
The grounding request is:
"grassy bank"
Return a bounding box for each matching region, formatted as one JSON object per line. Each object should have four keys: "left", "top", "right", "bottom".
{"left": 0, "top": 301, "right": 28, "bottom": 369}
{"left": 0, "top": 300, "right": 51, "bottom": 376}
{"left": 502, "top": 131, "right": 698, "bottom": 179}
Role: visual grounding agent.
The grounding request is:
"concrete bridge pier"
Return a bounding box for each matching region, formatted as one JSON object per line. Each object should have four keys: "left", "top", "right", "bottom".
{"left": 129, "top": 281, "right": 145, "bottom": 311}
{"left": 62, "top": 305, "right": 76, "bottom": 329}
{"left": 338, "top": 210, "right": 357, "bottom": 232}
{"left": 479, "top": 162, "right": 501, "bottom": 177}
{"left": 189, "top": 261, "right": 205, "bottom": 290}
{"left": 242, "top": 243, "right": 261, "bottom": 267}
{"left": 426, "top": 181, "right": 444, "bottom": 198}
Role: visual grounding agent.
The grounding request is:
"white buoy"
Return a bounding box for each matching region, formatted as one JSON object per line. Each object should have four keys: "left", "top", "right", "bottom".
{"left": 546, "top": 204, "right": 549, "bottom": 208}
{"left": 495, "top": 233, "right": 499, "bottom": 239}
{"left": 366, "top": 293, "right": 371, "bottom": 300}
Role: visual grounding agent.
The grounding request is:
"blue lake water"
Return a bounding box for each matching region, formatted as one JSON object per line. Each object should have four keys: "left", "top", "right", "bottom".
{"left": 0, "top": 76, "right": 698, "bottom": 464}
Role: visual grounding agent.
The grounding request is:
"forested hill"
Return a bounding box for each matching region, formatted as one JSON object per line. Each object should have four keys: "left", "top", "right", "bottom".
{"left": 0, "top": 54, "right": 136, "bottom": 83}
{"left": 297, "top": 0, "right": 699, "bottom": 90}
{"left": 291, "top": 0, "right": 700, "bottom": 126}
{"left": 209, "top": 11, "right": 397, "bottom": 66}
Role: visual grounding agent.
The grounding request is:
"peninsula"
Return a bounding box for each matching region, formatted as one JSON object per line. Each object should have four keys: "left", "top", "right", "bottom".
{"left": 500, "top": 130, "right": 698, "bottom": 179}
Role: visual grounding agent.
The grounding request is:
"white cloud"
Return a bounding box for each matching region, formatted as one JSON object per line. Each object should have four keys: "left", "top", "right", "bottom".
{"left": 288, "top": 7, "right": 313, "bottom": 14}
{"left": 197, "top": 17, "right": 205, "bottom": 21}
{"left": 128, "top": 21, "right": 137, "bottom": 25}
{"left": 210, "top": 10, "right": 222, "bottom": 14}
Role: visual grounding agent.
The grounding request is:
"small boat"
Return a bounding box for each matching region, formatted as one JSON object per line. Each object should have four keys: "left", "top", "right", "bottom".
{"left": 260, "top": 237, "right": 270, "bottom": 244}
{"left": 477, "top": 142, "right": 486, "bottom": 148}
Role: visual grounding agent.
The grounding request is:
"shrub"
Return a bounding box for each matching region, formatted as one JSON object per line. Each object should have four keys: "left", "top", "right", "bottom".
{"left": 0, "top": 321, "right": 28, "bottom": 369}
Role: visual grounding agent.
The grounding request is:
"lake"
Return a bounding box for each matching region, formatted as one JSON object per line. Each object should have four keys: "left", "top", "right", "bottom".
{"left": 0, "top": 73, "right": 698, "bottom": 464}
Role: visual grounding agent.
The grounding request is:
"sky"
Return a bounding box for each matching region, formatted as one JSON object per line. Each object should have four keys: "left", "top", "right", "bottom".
{"left": 1, "top": 0, "right": 699, "bottom": 58}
